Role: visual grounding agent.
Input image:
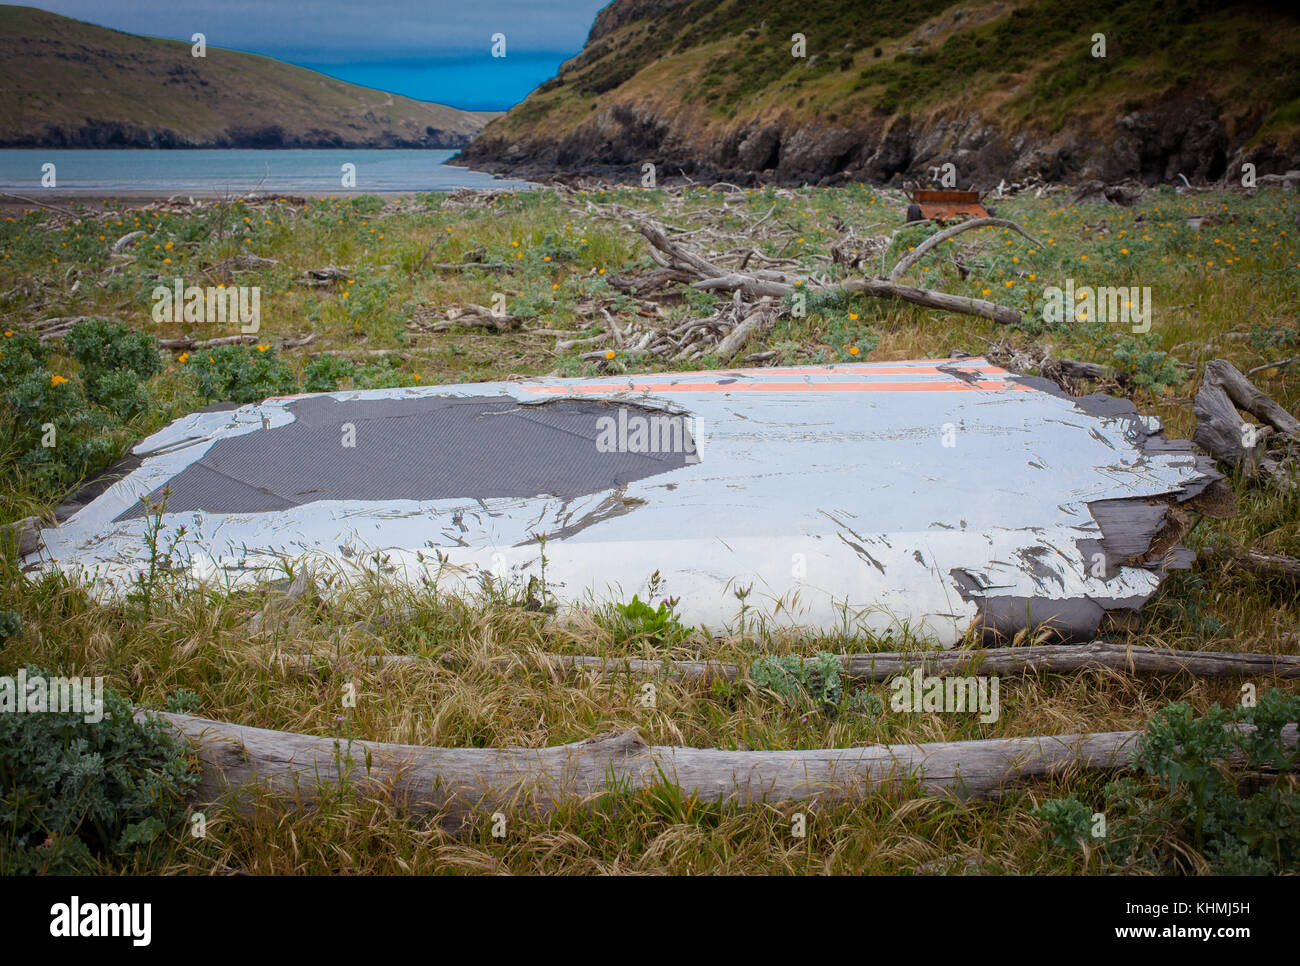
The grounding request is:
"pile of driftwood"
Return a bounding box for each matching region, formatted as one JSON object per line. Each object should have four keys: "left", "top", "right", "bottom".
{"left": 1194, "top": 358, "right": 1300, "bottom": 491}
{"left": 507, "top": 214, "right": 1043, "bottom": 366}
{"left": 1190, "top": 358, "right": 1300, "bottom": 580}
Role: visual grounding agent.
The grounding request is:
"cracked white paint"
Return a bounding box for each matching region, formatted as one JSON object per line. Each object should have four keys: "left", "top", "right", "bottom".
{"left": 26, "top": 359, "right": 1211, "bottom": 646}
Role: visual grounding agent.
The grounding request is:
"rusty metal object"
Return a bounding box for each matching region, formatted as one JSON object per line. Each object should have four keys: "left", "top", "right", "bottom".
{"left": 906, "top": 189, "right": 991, "bottom": 222}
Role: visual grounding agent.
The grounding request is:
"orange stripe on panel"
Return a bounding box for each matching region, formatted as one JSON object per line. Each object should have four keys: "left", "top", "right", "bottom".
{"left": 521, "top": 380, "right": 1028, "bottom": 394}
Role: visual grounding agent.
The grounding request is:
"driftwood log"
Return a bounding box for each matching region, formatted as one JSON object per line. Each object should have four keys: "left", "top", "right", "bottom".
{"left": 1201, "top": 545, "right": 1300, "bottom": 581}
{"left": 0, "top": 515, "right": 41, "bottom": 557}
{"left": 1204, "top": 359, "right": 1300, "bottom": 437}
{"left": 536, "top": 641, "right": 1300, "bottom": 683}
{"left": 887, "top": 217, "right": 1042, "bottom": 281}
{"left": 141, "top": 711, "right": 1298, "bottom": 827}
{"left": 1193, "top": 359, "right": 1297, "bottom": 488}
{"left": 281, "top": 641, "right": 1300, "bottom": 684}
{"left": 157, "top": 333, "right": 316, "bottom": 351}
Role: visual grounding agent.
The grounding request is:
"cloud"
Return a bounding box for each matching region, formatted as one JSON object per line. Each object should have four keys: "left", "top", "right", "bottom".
{"left": 30, "top": 0, "right": 608, "bottom": 58}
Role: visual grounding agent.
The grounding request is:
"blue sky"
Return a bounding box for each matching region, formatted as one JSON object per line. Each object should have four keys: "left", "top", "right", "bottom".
{"left": 27, "top": 1, "right": 611, "bottom": 110}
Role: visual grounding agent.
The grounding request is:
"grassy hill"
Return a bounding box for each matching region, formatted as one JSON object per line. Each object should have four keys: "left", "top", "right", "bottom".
{"left": 461, "top": 0, "right": 1300, "bottom": 184}
{"left": 0, "top": 5, "right": 492, "bottom": 148}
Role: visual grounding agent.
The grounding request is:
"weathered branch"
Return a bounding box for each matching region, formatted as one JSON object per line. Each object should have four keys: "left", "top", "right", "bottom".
{"left": 713, "top": 299, "right": 777, "bottom": 360}
{"left": 1204, "top": 359, "right": 1300, "bottom": 438}
{"left": 283, "top": 641, "right": 1300, "bottom": 684}
{"left": 889, "top": 218, "right": 1042, "bottom": 282}
{"left": 841, "top": 278, "right": 1022, "bottom": 326}
{"left": 157, "top": 333, "right": 315, "bottom": 351}
{"left": 1202, "top": 545, "right": 1300, "bottom": 580}
{"left": 141, "top": 710, "right": 1297, "bottom": 826}
{"left": 1193, "top": 359, "right": 1297, "bottom": 488}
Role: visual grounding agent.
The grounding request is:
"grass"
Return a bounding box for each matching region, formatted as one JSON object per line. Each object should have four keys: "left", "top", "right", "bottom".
{"left": 1, "top": 181, "right": 1299, "bottom": 874}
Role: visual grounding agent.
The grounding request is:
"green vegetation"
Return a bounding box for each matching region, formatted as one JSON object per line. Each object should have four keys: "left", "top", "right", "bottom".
{"left": 0, "top": 181, "right": 1298, "bottom": 874}
{"left": 0, "top": 320, "right": 160, "bottom": 491}
{"left": 1033, "top": 690, "right": 1300, "bottom": 874}
{"left": 0, "top": 666, "right": 200, "bottom": 874}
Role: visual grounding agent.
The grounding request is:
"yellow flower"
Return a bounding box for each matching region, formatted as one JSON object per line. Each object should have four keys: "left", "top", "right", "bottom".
{"left": 2, "top": 331, "right": 11, "bottom": 337}
{"left": 178, "top": 352, "right": 189, "bottom": 363}
{"left": 849, "top": 312, "right": 858, "bottom": 320}
{"left": 413, "top": 374, "right": 421, "bottom": 382}
{"left": 848, "top": 346, "right": 859, "bottom": 356}
{"left": 50, "top": 374, "right": 68, "bottom": 387}
{"left": 256, "top": 345, "right": 269, "bottom": 352}
{"left": 604, "top": 350, "right": 615, "bottom": 360}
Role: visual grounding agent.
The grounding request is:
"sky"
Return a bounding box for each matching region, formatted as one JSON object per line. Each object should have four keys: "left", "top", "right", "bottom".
{"left": 27, "top": 1, "right": 611, "bottom": 111}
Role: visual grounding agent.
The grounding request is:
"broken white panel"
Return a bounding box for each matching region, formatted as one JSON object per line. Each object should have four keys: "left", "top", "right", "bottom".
{"left": 26, "top": 358, "right": 1218, "bottom": 646}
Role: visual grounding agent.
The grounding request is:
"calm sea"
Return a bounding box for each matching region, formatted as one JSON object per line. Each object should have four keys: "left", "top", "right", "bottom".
{"left": 0, "top": 149, "right": 531, "bottom": 195}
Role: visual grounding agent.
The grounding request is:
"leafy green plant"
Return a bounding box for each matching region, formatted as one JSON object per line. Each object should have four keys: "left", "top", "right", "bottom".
{"left": 1249, "top": 322, "right": 1300, "bottom": 353}
{"left": 185, "top": 343, "right": 295, "bottom": 404}
{"left": 605, "top": 594, "right": 694, "bottom": 646}
{"left": 62, "top": 318, "right": 162, "bottom": 388}
{"left": 164, "top": 688, "right": 201, "bottom": 714}
{"left": 847, "top": 686, "right": 885, "bottom": 717}
{"left": 749, "top": 651, "right": 843, "bottom": 709}
{"left": 1, "top": 328, "right": 128, "bottom": 492}
{"left": 0, "top": 609, "right": 21, "bottom": 643}
{"left": 0, "top": 665, "right": 200, "bottom": 874}
{"left": 1034, "top": 691, "right": 1300, "bottom": 873}
{"left": 1109, "top": 334, "right": 1188, "bottom": 392}
{"left": 1031, "top": 796, "right": 1094, "bottom": 849}
{"left": 303, "top": 354, "right": 356, "bottom": 393}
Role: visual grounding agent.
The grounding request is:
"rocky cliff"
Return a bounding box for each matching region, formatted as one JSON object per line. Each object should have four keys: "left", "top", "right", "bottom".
{"left": 460, "top": 0, "right": 1300, "bottom": 186}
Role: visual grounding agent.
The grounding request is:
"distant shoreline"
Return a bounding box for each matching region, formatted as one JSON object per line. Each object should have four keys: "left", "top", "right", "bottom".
{"left": 0, "top": 187, "right": 527, "bottom": 215}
